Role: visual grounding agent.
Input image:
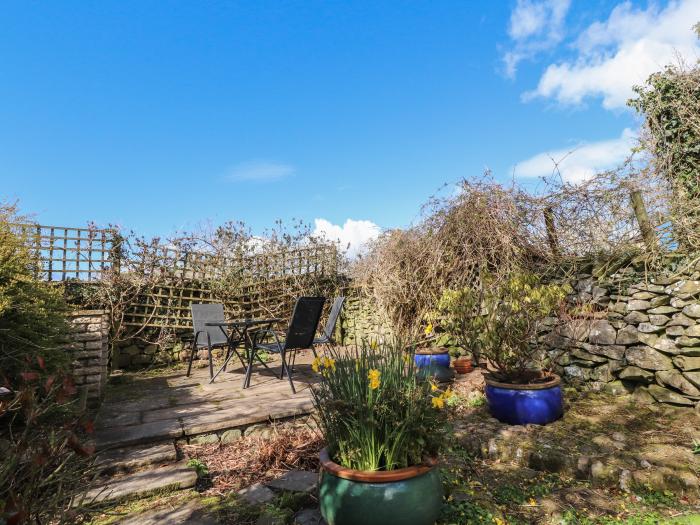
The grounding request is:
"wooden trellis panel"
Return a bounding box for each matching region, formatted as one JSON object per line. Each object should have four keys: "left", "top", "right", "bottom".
{"left": 13, "top": 223, "right": 118, "bottom": 281}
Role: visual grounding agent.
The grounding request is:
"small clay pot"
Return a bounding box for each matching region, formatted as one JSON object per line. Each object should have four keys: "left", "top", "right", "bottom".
{"left": 453, "top": 357, "right": 473, "bottom": 374}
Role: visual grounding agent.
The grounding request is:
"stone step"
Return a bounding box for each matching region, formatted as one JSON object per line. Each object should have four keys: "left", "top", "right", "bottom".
{"left": 115, "top": 500, "right": 217, "bottom": 525}
{"left": 84, "top": 461, "right": 197, "bottom": 504}
{"left": 96, "top": 442, "right": 178, "bottom": 474}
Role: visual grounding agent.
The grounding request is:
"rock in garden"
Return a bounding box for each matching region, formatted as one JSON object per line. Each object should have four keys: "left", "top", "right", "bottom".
{"left": 619, "top": 366, "right": 654, "bottom": 383}
{"left": 647, "top": 384, "right": 694, "bottom": 406}
{"left": 564, "top": 365, "right": 590, "bottom": 380}
{"left": 682, "top": 304, "right": 700, "bottom": 319}
{"left": 685, "top": 325, "right": 700, "bottom": 338}
{"left": 647, "top": 306, "right": 678, "bottom": 315}
{"left": 616, "top": 325, "right": 639, "bottom": 345}
{"left": 668, "top": 313, "right": 695, "bottom": 327}
{"left": 589, "top": 320, "right": 617, "bottom": 345}
{"left": 686, "top": 372, "right": 700, "bottom": 389}
{"left": 238, "top": 483, "right": 276, "bottom": 505}
{"left": 651, "top": 337, "right": 680, "bottom": 355}
{"left": 650, "top": 295, "right": 671, "bottom": 307}
{"left": 673, "top": 356, "right": 700, "bottom": 371}
{"left": 590, "top": 363, "right": 613, "bottom": 382}
{"left": 670, "top": 297, "right": 691, "bottom": 308}
{"left": 665, "top": 325, "right": 685, "bottom": 337}
{"left": 636, "top": 332, "right": 658, "bottom": 347}
{"left": 667, "top": 280, "right": 700, "bottom": 299}
{"left": 627, "top": 300, "right": 652, "bottom": 312}
{"left": 632, "top": 386, "right": 656, "bottom": 404}
{"left": 557, "top": 321, "right": 591, "bottom": 341}
{"left": 609, "top": 302, "right": 628, "bottom": 315}
{"left": 638, "top": 323, "right": 664, "bottom": 334}
{"left": 582, "top": 343, "right": 626, "bottom": 360}
{"left": 625, "top": 346, "right": 673, "bottom": 371}
{"left": 632, "top": 291, "right": 656, "bottom": 300}
{"left": 635, "top": 282, "right": 667, "bottom": 292}
{"left": 571, "top": 349, "right": 608, "bottom": 364}
{"left": 648, "top": 315, "right": 670, "bottom": 326}
{"left": 266, "top": 470, "right": 318, "bottom": 494}
{"left": 655, "top": 370, "right": 700, "bottom": 397}
{"left": 677, "top": 336, "right": 700, "bottom": 347}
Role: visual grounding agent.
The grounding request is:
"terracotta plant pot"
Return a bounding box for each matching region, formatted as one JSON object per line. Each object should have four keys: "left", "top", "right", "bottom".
{"left": 318, "top": 448, "right": 443, "bottom": 525}
{"left": 453, "top": 357, "right": 473, "bottom": 374}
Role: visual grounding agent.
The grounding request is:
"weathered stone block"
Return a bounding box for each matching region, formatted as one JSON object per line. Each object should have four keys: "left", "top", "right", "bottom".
{"left": 648, "top": 315, "right": 670, "bottom": 326}
{"left": 677, "top": 336, "right": 700, "bottom": 347}
{"left": 581, "top": 343, "right": 626, "bottom": 360}
{"left": 673, "top": 356, "right": 700, "bottom": 371}
{"left": 647, "top": 306, "right": 678, "bottom": 315}
{"left": 683, "top": 371, "right": 700, "bottom": 389}
{"left": 665, "top": 325, "right": 685, "bottom": 337}
{"left": 571, "top": 349, "right": 608, "bottom": 363}
{"left": 619, "top": 366, "right": 654, "bottom": 382}
{"left": 220, "top": 429, "right": 242, "bottom": 443}
{"left": 638, "top": 323, "right": 664, "bottom": 334}
{"left": 667, "top": 280, "right": 700, "bottom": 299}
{"left": 682, "top": 304, "right": 700, "bottom": 319}
{"left": 627, "top": 300, "right": 652, "bottom": 312}
{"left": 647, "top": 384, "right": 694, "bottom": 406}
{"left": 615, "top": 325, "right": 639, "bottom": 345}
{"left": 625, "top": 346, "right": 673, "bottom": 371}
{"left": 632, "top": 291, "right": 656, "bottom": 300}
{"left": 685, "top": 325, "right": 700, "bottom": 338}
{"left": 651, "top": 337, "right": 680, "bottom": 355}
{"left": 655, "top": 370, "right": 700, "bottom": 397}
{"left": 623, "top": 311, "right": 648, "bottom": 324}
{"left": 589, "top": 320, "right": 617, "bottom": 345}
{"left": 650, "top": 295, "right": 671, "bottom": 307}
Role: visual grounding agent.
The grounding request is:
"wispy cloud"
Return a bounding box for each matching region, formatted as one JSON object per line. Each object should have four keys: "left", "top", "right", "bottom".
{"left": 225, "top": 160, "right": 295, "bottom": 182}
{"left": 513, "top": 128, "right": 636, "bottom": 183}
{"left": 503, "top": 0, "right": 571, "bottom": 77}
{"left": 313, "top": 218, "right": 381, "bottom": 259}
{"left": 524, "top": 0, "right": 700, "bottom": 110}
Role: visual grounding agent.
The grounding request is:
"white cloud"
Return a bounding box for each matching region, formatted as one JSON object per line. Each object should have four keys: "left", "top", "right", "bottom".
{"left": 226, "top": 161, "right": 295, "bottom": 182}
{"left": 514, "top": 128, "right": 636, "bottom": 183}
{"left": 503, "top": 0, "right": 571, "bottom": 77}
{"left": 313, "top": 218, "right": 381, "bottom": 259}
{"left": 526, "top": 0, "right": 700, "bottom": 109}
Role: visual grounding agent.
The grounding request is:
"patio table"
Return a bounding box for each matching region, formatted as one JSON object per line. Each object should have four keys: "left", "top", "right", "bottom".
{"left": 206, "top": 318, "right": 281, "bottom": 388}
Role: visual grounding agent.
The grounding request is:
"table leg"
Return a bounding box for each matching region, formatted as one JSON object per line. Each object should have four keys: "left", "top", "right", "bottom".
{"left": 243, "top": 327, "right": 255, "bottom": 389}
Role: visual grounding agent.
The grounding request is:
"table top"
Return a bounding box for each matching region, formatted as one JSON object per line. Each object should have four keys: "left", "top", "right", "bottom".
{"left": 205, "top": 318, "right": 281, "bottom": 327}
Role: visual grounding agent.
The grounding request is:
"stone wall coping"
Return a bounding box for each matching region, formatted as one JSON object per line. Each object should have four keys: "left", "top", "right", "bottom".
{"left": 69, "top": 309, "right": 108, "bottom": 316}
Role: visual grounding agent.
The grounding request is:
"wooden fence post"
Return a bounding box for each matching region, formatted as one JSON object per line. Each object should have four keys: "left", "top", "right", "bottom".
{"left": 543, "top": 207, "right": 560, "bottom": 258}
{"left": 630, "top": 190, "right": 657, "bottom": 249}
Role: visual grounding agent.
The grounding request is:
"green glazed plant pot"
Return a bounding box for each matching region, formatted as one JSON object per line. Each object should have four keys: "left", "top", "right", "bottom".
{"left": 318, "top": 448, "right": 443, "bottom": 525}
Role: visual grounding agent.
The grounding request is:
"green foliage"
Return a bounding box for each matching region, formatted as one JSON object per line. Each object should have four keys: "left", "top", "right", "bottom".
{"left": 480, "top": 272, "right": 567, "bottom": 381}
{"left": 186, "top": 459, "right": 209, "bottom": 478}
{"left": 630, "top": 64, "right": 700, "bottom": 200}
{"left": 692, "top": 439, "right": 700, "bottom": 455}
{"left": 0, "top": 204, "right": 70, "bottom": 383}
{"left": 433, "top": 286, "right": 484, "bottom": 360}
{"left": 311, "top": 340, "right": 451, "bottom": 471}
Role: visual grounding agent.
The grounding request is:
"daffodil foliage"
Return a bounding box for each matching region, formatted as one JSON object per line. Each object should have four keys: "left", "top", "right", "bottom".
{"left": 311, "top": 340, "right": 451, "bottom": 472}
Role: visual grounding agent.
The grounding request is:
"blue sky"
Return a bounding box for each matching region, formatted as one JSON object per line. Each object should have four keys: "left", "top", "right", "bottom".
{"left": 1, "top": 1, "right": 699, "bottom": 254}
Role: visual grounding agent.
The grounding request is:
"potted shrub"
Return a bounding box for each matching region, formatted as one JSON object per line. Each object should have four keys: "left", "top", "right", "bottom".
{"left": 480, "top": 273, "right": 568, "bottom": 425}
{"left": 434, "top": 286, "right": 485, "bottom": 372}
{"left": 311, "top": 341, "right": 450, "bottom": 525}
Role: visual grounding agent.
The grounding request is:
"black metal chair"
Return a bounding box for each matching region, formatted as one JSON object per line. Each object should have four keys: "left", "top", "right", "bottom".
{"left": 187, "top": 303, "right": 244, "bottom": 379}
{"left": 313, "top": 296, "right": 345, "bottom": 354}
{"left": 251, "top": 296, "right": 325, "bottom": 393}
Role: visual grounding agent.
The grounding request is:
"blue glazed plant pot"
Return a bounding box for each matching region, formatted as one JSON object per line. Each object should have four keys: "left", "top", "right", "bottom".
{"left": 414, "top": 348, "right": 451, "bottom": 369}
{"left": 484, "top": 373, "right": 563, "bottom": 425}
{"left": 318, "top": 449, "right": 443, "bottom": 525}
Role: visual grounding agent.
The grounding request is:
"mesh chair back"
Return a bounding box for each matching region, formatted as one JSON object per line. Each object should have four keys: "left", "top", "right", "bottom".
{"left": 284, "top": 297, "right": 326, "bottom": 350}
{"left": 191, "top": 303, "right": 229, "bottom": 347}
{"left": 321, "top": 296, "right": 345, "bottom": 341}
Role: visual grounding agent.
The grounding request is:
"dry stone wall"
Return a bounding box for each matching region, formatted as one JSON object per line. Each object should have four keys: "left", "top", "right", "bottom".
{"left": 543, "top": 264, "right": 700, "bottom": 408}
{"left": 66, "top": 310, "right": 110, "bottom": 406}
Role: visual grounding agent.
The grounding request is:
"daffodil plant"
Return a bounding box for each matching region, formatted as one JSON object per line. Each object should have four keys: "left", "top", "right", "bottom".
{"left": 311, "top": 340, "right": 451, "bottom": 472}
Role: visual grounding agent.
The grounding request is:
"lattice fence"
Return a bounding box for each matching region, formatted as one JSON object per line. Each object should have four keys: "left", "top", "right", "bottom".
{"left": 13, "top": 223, "right": 118, "bottom": 281}
{"left": 121, "top": 245, "right": 339, "bottom": 330}
{"left": 16, "top": 222, "right": 340, "bottom": 332}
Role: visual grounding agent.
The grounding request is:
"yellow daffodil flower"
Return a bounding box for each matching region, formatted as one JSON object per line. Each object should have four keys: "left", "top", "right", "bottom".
{"left": 368, "top": 369, "right": 381, "bottom": 390}
{"left": 311, "top": 357, "right": 321, "bottom": 373}
{"left": 323, "top": 357, "right": 336, "bottom": 372}
{"left": 431, "top": 396, "right": 445, "bottom": 409}
{"left": 424, "top": 322, "right": 433, "bottom": 336}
